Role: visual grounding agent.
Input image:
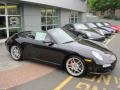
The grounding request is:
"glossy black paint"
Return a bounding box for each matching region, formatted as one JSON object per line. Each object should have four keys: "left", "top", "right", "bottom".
{"left": 5, "top": 29, "right": 117, "bottom": 74}
{"left": 63, "top": 23, "right": 105, "bottom": 41}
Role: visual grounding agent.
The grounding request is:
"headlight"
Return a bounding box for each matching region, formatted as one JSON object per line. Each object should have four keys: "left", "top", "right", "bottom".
{"left": 99, "top": 29, "right": 104, "bottom": 35}
{"left": 92, "top": 51, "right": 103, "bottom": 61}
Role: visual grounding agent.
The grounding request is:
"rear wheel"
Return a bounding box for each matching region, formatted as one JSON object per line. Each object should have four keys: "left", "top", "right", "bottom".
{"left": 65, "top": 56, "right": 86, "bottom": 77}
{"left": 10, "top": 45, "right": 22, "bottom": 61}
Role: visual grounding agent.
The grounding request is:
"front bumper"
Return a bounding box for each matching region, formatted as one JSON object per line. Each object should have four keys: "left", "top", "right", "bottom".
{"left": 105, "top": 33, "right": 112, "bottom": 38}
{"left": 89, "top": 37, "right": 105, "bottom": 42}
{"left": 86, "top": 60, "right": 117, "bottom": 74}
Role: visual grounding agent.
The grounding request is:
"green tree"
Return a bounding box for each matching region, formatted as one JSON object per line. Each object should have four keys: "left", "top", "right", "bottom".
{"left": 87, "top": 0, "right": 120, "bottom": 18}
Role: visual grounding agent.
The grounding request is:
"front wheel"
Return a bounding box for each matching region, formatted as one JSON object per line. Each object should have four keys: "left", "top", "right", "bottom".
{"left": 10, "top": 45, "right": 22, "bottom": 61}
{"left": 65, "top": 56, "right": 86, "bottom": 77}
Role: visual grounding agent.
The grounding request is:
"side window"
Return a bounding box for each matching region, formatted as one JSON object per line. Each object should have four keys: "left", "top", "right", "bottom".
{"left": 63, "top": 25, "right": 69, "bottom": 30}
{"left": 69, "top": 24, "right": 74, "bottom": 28}
{"left": 19, "top": 32, "right": 35, "bottom": 39}
{"left": 68, "top": 24, "right": 74, "bottom": 30}
{"left": 65, "top": 24, "right": 70, "bottom": 29}
{"left": 27, "top": 33, "right": 35, "bottom": 39}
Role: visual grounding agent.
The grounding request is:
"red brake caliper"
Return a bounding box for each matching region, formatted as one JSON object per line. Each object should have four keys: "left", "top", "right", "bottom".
{"left": 68, "top": 59, "right": 75, "bottom": 67}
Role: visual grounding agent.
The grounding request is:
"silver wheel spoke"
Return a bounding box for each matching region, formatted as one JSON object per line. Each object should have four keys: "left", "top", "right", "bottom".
{"left": 11, "top": 46, "right": 21, "bottom": 60}
{"left": 69, "top": 67, "right": 74, "bottom": 70}
{"left": 66, "top": 57, "right": 84, "bottom": 76}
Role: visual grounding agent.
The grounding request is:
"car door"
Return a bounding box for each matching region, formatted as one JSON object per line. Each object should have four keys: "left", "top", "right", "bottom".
{"left": 23, "top": 33, "right": 66, "bottom": 65}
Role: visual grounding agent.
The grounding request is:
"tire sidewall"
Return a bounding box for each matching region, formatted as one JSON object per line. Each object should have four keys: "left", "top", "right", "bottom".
{"left": 10, "top": 45, "right": 22, "bottom": 61}
{"left": 65, "top": 55, "right": 86, "bottom": 77}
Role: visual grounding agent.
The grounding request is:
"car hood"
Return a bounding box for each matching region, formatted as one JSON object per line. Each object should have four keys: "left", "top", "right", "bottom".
{"left": 90, "top": 28, "right": 104, "bottom": 36}
{"left": 101, "top": 27, "right": 114, "bottom": 32}
{"left": 97, "top": 28, "right": 112, "bottom": 34}
{"left": 112, "top": 26, "right": 119, "bottom": 30}
{"left": 80, "top": 30, "right": 104, "bottom": 39}
{"left": 113, "top": 25, "right": 120, "bottom": 29}
{"left": 116, "top": 26, "right": 120, "bottom": 28}
{"left": 55, "top": 39, "right": 116, "bottom": 65}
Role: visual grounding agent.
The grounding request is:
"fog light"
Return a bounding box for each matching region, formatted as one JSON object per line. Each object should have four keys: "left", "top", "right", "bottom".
{"left": 85, "top": 59, "right": 92, "bottom": 62}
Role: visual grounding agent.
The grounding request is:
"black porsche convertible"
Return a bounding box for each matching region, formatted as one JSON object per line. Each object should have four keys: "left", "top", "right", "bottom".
{"left": 5, "top": 28, "right": 117, "bottom": 77}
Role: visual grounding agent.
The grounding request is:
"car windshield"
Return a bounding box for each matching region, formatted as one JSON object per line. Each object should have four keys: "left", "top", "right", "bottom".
{"left": 87, "top": 23, "right": 97, "bottom": 28}
{"left": 74, "top": 24, "right": 89, "bottom": 30}
{"left": 63, "top": 29, "right": 78, "bottom": 39}
{"left": 104, "top": 23, "right": 110, "bottom": 26}
{"left": 47, "top": 28, "right": 75, "bottom": 44}
{"left": 96, "top": 23, "right": 104, "bottom": 27}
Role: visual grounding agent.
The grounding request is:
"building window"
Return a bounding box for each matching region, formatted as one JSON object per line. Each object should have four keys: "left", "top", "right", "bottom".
{"left": 9, "top": 28, "right": 21, "bottom": 36}
{"left": 7, "top": 3, "right": 21, "bottom": 36}
{"left": 7, "top": 4, "right": 20, "bottom": 15}
{"left": 0, "top": 29, "right": 7, "bottom": 39}
{"left": 0, "top": 3, "right": 6, "bottom": 39}
{"left": 0, "top": 3, "right": 5, "bottom": 14}
{"left": 0, "top": 16, "right": 6, "bottom": 28}
{"left": 8, "top": 16, "right": 21, "bottom": 28}
{"left": 0, "top": 2, "right": 21, "bottom": 39}
{"left": 69, "top": 11, "right": 81, "bottom": 24}
{"left": 41, "top": 8, "right": 60, "bottom": 31}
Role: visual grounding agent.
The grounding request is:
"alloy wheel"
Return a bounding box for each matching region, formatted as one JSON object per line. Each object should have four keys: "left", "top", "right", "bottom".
{"left": 11, "top": 45, "right": 21, "bottom": 60}
{"left": 66, "top": 56, "right": 85, "bottom": 76}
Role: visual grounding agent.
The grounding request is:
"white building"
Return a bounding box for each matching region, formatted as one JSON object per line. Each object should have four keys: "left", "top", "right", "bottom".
{"left": 0, "top": 0, "right": 87, "bottom": 40}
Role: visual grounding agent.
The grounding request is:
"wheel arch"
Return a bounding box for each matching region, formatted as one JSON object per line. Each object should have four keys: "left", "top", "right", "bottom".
{"left": 8, "top": 42, "right": 22, "bottom": 52}
{"left": 62, "top": 53, "right": 85, "bottom": 68}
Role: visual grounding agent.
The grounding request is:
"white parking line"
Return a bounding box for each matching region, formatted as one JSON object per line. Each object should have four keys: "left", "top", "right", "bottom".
{"left": 54, "top": 76, "right": 73, "bottom": 90}
{"left": 105, "top": 35, "right": 116, "bottom": 45}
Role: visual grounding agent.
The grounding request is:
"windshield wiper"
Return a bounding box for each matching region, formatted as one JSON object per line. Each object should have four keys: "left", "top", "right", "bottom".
{"left": 63, "top": 41, "right": 74, "bottom": 44}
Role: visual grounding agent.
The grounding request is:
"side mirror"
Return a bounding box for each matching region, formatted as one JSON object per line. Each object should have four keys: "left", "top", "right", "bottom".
{"left": 43, "top": 40, "right": 54, "bottom": 46}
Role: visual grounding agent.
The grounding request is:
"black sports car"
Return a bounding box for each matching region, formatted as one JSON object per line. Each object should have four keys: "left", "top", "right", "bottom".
{"left": 5, "top": 28, "right": 117, "bottom": 77}
{"left": 94, "top": 22, "right": 115, "bottom": 33}
{"left": 63, "top": 23, "right": 105, "bottom": 41}
{"left": 86, "top": 23, "right": 113, "bottom": 37}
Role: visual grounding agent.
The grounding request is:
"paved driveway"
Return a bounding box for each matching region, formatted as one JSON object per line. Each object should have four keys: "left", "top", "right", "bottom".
{"left": 0, "top": 43, "right": 55, "bottom": 90}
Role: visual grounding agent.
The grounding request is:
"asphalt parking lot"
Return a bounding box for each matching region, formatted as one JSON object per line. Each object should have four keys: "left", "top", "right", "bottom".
{"left": 0, "top": 33, "right": 120, "bottom": 90}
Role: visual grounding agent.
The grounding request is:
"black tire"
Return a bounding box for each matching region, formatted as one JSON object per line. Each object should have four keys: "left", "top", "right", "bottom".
{"left": 65, "top": 56, "right": 86, "bottom": 77}
{"left": 10, "top": 45, "right": 22, "bottom": 61}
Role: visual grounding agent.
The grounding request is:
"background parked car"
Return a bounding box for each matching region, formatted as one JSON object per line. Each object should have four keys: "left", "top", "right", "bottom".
{"left": 63, "top": 28, "right": 108, "bottom": 48}
{"left": 100, "top": 22, "right": 116, "bottom": 33}
{"left": 85, "top": 23, "right": 105, "bottom": 35}
{"left": 112, "top": 25, "right": 120, "bottom": 32}
{"left": 102, "top": 22, "right": 120, "bottom": 33}
{"left": 63, "top": 23, "right": 105, "bottom": 41}
{"left": 94, "top": 22, "right": 115, "bottom": 33}
{"left": 85, "top": 23, "right": 112, "bottom": 38}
